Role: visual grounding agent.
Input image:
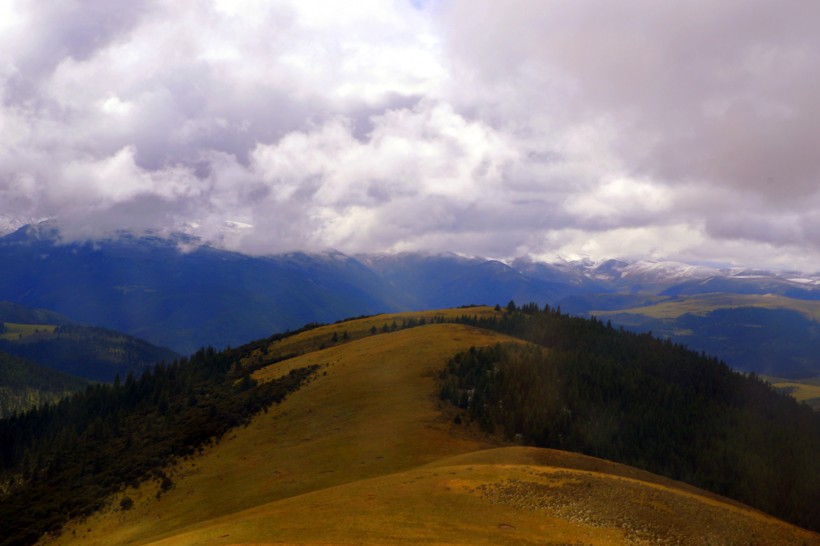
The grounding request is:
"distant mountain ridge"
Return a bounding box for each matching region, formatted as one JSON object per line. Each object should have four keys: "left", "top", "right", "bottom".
{"left": 2, "top": 223, "right": 820, "bottom": 377}
{"left": 0, "top": 225, "right": 409, "bottom": 355}
{"left": 0, "top": 301, "right": 178, "bottom": 383}
{"left": 0, "top": 302, "right": 72, "bottom": 325}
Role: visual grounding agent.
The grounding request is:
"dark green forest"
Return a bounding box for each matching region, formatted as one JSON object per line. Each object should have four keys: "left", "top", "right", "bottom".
{"left": 442, "top": 303, "right": 820, "bottom": 532}
{"left": 0, "top": 352, "right": 88, "bottom": 419}
{"left": 0, "top": 346, "right": 317, "bottom": 546}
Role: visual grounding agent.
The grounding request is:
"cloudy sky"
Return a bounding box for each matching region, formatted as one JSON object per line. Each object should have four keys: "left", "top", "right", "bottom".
{"left": 1, "top": 0, "right": 819, "bottom": 269}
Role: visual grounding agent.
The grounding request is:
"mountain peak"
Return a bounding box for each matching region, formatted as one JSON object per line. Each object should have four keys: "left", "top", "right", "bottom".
{"left": 2, "top": 220, "right": 62, "bottom": 245}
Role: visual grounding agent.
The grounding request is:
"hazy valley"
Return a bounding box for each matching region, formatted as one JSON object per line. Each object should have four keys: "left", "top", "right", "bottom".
{"left": 3, "top": 223, "right": 820, "bottom": 380}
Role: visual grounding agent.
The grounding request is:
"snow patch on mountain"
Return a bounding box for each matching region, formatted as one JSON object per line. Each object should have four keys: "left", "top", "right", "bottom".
{"left": 0, "top": 215, "right": 48, "bottom": 236}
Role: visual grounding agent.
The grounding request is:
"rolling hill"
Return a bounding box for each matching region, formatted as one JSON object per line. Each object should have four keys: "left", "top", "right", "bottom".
{"left": 0, "top": 302, "right": 179, "bottom": 382}
{"left": 1, "top": 308, "right": 810, "bottom": 545}
{"left": 0, "top": 303, "right": 72, "bottom": 326}
{"left": 0, "top": 324, "right": 179, "bottom": 383}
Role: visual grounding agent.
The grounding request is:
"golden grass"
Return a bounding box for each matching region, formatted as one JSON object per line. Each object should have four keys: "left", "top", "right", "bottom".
{"left": 760, "top": 376, "right": 820, "bottom": 410}
{"left": 768, "top": 381, "right": 820, "bottom": 411}
{"left": 239, "top": 307, "right": 501, "bottom": 369}
{"left": 144, "top": 453, "right": 817, "bottom": 546}
{"left": 772, "top": 382, "right": 820, "bottom": 403}
{"left": 50, "top": 321, "right": 519, "bottom": 545}
{"left": 0, "top": 322, "right": 58, "bottom": 340}
{"left": 144, "top": 461, "right": 629, "bottom": 546}
{"left": 45, "top": 311, "right": 819, "bottom": 546}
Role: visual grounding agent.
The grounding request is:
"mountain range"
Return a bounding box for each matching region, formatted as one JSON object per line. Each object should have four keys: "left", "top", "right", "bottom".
{"left": 2, "top": 222, "right": 819, "bottom": 377}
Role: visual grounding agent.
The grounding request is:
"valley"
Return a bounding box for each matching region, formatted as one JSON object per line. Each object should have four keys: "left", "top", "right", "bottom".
{"left": 4, "top": 224, "right": 820, "bottom": 379}
{"left": 0, "top": 302, "right": 179, "bottom": 417}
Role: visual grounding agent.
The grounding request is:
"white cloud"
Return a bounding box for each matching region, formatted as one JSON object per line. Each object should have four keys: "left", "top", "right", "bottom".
{"left": 1, "top": 0, "right": 820, "bottom": 269}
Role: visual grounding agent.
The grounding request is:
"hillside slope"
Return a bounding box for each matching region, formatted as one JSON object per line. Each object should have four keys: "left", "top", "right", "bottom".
{"left": 145, "top": 448, "right": 816, "bottom": 546}
{"left": 44, "top": 312, "right": 818, "bottom": 546}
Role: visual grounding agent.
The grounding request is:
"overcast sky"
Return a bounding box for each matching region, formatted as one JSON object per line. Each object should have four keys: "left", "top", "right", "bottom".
{"left": 1, "top": 1, "right": 819, "bottom": 269}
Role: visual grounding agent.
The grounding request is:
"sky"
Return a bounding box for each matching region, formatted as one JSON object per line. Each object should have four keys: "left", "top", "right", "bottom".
{"left": 1, "top": 0, "right": 819, "bottom": 270}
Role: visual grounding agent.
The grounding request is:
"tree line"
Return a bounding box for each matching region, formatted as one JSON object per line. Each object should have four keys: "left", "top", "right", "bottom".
{"left": 0, "top": 351, "right": 89, "bottom": 419}
{"left": 0, "top": 345, "right": 317, "bottom": 546}
{"left": 442, "top": 302, "right": 820, "bottom": 532}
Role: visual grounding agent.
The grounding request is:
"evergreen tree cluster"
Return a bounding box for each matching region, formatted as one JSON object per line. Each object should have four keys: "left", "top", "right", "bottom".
{"left": 442, "top": 303, "right": 820, "bottom": 532}
{"left": 0, "top": 351, "right": 88, "bottom": 419}
{"left": 0, "top": 346, "right": 317, "bottom": 546}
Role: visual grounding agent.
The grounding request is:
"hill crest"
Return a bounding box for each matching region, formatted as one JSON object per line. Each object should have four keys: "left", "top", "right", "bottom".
{"left": 38, "top": 311, "right": 818, "bottom": 546}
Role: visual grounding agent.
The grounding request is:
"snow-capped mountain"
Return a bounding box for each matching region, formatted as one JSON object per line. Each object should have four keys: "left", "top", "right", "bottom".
{"left": 525, "top": 257, "right": 820, "bottom": 297}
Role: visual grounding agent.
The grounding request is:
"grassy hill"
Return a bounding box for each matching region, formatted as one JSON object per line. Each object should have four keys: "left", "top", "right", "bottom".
{"left": 764, "top": 376, "right": 820, "bottom": 411}
{"left": 29, "top": 309, "right": 817, "bottom": 546}
{"left": 137, "top": 448, "right": 816, "bottom": 546}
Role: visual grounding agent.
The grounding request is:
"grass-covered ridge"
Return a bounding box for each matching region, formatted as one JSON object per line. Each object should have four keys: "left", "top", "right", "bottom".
{"left": 48, "top": 318, "right": 518, "bottom": 546}
{"left": 48, "top": 312, "right": 817, "bottom": 546}
{"left": 0, "top": 344, "right": 318, "bottom": 546}
{"left": 2, "top": 306, "right": 818, "bottom": 545}
{"left": 443, "top": 303, "right": 820, "bottom": 532}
